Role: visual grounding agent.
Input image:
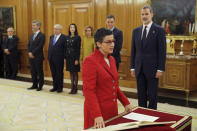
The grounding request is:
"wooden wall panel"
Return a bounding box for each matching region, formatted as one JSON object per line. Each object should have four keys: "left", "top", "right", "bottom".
{"left": 53, "top": 5, "right": 72, "bottom": 34}
{"left": 72, "top": 3, "right": 93, "bottom": 37}
{"left": 0, "top": 0, "right": 148, "bottom": 88}
{"left": 94, "top": 0, "right": 107, "bottom": 29}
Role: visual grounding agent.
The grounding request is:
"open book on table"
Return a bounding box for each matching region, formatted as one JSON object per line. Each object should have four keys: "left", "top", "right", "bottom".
{"left": 83, "top": 121, "right": 176, "bottom": 131}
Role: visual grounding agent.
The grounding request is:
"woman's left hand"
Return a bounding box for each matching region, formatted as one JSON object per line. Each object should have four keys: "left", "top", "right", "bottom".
{"left": 75, "top": 60, "right": 79, "bottom": 65}
{"left": 124, "top": 104, "right": 136, "bottom": 113}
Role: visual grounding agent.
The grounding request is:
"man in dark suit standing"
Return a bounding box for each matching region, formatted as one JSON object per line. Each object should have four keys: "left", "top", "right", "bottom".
{"left": 48, "top": 24, "right": 66, "bottom": 93}
{"left": 130, "top": 6, "right": 166, "bottom": 110}
{"left": 106, "top": 15, "right": 123, "bottom": 70}
{"left": 2, "top": 27, "right": 19, "bottom": 79}
{"left": 27, "top": 20, "right": 45, "bottom": 91}
{"left": 0, "top": 32, "right": 4, "bottom": 78}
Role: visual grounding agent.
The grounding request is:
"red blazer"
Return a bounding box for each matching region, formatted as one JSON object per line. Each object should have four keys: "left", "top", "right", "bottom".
{"left": 82, "top": 49, "right": 130, "bottom": 129}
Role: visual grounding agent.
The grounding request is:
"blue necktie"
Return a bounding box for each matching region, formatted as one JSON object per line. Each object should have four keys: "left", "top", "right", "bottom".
{"left": 53, "top": 36, "right": 56, "bottom": 46}
{"left": 33, "top": 33, "right": 37, "bottom": 40}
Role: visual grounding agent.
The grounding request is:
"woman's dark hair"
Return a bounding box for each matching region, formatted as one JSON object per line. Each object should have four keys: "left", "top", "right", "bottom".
{"left": 68, "top": 23, "right": 78, "bottom": 36}
{"left": 94, "top": 28, "right": 113, "bottom": 49}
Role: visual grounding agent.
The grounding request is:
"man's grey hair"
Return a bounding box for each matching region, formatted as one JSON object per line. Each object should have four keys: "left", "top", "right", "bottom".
{"left": 32, "top": 20, "right": 41, "bottom": 27}
{"left": 54, "top": 24, "right": 63, "bottom": 30}
{"left": 7, "top": 27, "right": 14, "bottom": 32}
{"left": 141, "top": 5, "right": 153, "bottom": 13}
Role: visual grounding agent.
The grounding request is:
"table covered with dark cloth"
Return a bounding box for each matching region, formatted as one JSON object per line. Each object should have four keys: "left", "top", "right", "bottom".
{"left": 105, "top": 107, "right": 192, "bottom": 131}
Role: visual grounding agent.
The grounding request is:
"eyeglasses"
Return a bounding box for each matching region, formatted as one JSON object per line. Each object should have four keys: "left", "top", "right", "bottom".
{"left": 103, "top": 39, "right": 116, "bottom": 44}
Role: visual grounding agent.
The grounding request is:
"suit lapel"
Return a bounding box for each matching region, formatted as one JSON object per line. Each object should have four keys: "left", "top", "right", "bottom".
{"left": 101, "top": 56, "right": 116, "bottom": 79}
{"left": 138, "top": 26, "right": 143, "bottom": 48}
{"left": 112, "top": 27, "right": 117, "bottom": 34}
{"left": 144, "top": 23, "right": 155, "bottom": 48}
{"left": 50, "top": 35, "right": 54, "bottom": 47}
{"left": 30, "top": 34, "right": 34, "bottom": 41}
{"left": 54, "top": 34, "right": 62, "bottom": 46}
{"left": 109, "top": 57, "right": 118, "bottom": 79}
{"left": 33, "top": 32, "right": 40, "bottom": 41}
{"left": 94, "top": 50, "right": 114, "bottom": 79}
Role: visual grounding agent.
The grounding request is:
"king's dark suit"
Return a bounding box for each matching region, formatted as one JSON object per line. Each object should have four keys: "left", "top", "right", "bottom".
{"left": 0, "top": 33, "right": 4, "bottom": 77}
{"left": 130, "top": 23, "right": 166, "bottom": 109}
{"left": 48, "top": 34, "right": 67, "bottom": 92}
{"left": 112, "top": 27, "right": 123, "bottom": 70}
{"left": 28, "top": 32, "right": 45, "bottom": 89}
{"left": 2, "top": 35, "right": 19, "bottom": 79}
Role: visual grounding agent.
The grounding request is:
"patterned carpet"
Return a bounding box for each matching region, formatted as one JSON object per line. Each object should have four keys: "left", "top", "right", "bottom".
{"left": 0, "top": 79, "right": 196, "bottom": 131}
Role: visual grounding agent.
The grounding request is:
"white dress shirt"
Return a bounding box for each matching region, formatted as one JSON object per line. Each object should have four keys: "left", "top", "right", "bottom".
{"left": 33, "top": 30, "right": 40, "bottom": 38}
{"left": 141, "top": 21, "right": 153, "bottom": 39}
{"left": 104, "top": 58, "right": 110, "bottom": 67}
{"left": 110, "top": 27, "right": 115, "bottom": 32}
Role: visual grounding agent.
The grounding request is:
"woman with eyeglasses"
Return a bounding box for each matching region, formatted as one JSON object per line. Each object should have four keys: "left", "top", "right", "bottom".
{"left": 65, "top": 23, "right": 81, "bottom": 94}
{"left": 82, "top": 28, "right": 133, "bottom": 129}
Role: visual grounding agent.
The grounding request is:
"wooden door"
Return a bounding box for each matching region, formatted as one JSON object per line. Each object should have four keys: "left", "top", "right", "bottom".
{"left": 53, "top": 5, "right": 72, "bottom": 34}
{"left": 46, "top": 0, "right": 94, "bottom": 79}
{"left": 71, "top": 3, "right": 94, "bottom": 38}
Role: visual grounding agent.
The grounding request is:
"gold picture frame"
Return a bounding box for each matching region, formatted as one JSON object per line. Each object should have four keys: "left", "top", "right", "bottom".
{"left": 0, "top": 6, "right": 16, "bottom": 35}
{"left": 147, "top": 0, "right": 196, "bottom": 36}
{"left": 147, "top": 0, "right": 197, "bottom": 55}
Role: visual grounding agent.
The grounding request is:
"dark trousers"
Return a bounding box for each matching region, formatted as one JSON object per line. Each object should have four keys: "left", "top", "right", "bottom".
{"left": 5, "top": 55, "right": 18, "bottom": 79}
{"left": 136, "top": 68, "right": 158, "bottom": 109}
{"left": 29, "top": 58, "right": 44, "bottom": 88}
{"left": 0, "top": 52, "right": 4, "bottom": 77}
{"left": 49, "top": 58, "right": 64, "bottom": 92}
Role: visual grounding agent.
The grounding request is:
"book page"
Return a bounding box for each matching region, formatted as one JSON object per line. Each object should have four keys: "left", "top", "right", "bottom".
{"left": 123, "top": 112, "right": 159, "bottom": 122}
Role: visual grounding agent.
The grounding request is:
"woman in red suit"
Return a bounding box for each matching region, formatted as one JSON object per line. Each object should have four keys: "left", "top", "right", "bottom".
{"left": 82, "top": 28, "right": 133, "bottom": 129}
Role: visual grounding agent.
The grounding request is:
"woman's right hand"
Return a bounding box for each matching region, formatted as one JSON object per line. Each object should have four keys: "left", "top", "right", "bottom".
{"left": 94, "top": 116, "right": 105, "bottom": 129}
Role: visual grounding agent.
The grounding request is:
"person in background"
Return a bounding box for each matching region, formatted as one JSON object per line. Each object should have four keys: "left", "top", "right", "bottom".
{"left": 81, "top": 26, "right": 95, "bottom": 61}
{"left": 48, "top": 24, "right": 66, "bottom": 93}
{"left": 130, "top": 6, "right": 166, "bottom": 110}
{"left": 2, "top": 27, "right": 19, "bottom": 79}
{"left": 82, "top": 28, "right": 133, "bottom": 129}
{"left": 27, "top": 20, "right": 45, "bottom": 91}
{"left": 0, "top": 32, "right": 4, "bottom": 78}
{"left": 106, "top": 15, "right": 123, "bottom": 71}
{"left": 65, "top": 23, "right": 81, "bottom": 94}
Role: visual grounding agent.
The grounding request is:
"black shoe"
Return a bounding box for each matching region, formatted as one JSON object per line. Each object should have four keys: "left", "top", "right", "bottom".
{"left": 37, "top": 87, "right": 42, "bottom": 91}
{"left": 57, "top": 90, "right": 63, "bottom": 93}
{"left": 27, "top": 86, "right": 37, "bottom": 90}
{"left": 69, "top": 89, "right": 78, "bottom": 94}
{"left": 50, "top": 88, "right": 57, "bottom": 92}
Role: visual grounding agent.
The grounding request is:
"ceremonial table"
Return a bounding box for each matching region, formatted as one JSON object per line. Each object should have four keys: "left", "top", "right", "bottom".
{"left": 104, "top": 107, "right": 192, "bottom": 131}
